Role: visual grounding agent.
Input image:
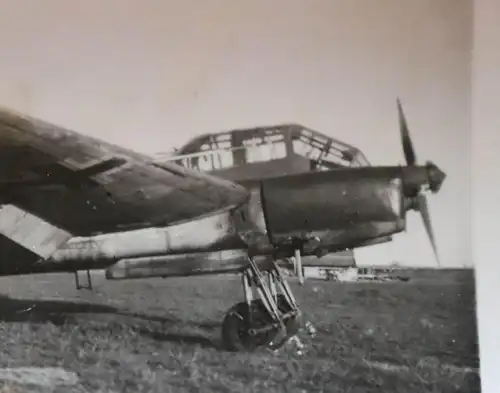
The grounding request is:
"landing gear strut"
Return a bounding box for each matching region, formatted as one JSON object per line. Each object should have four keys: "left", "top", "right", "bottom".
{"left": 221, "top": 256, "right": 302, "bottom": 352}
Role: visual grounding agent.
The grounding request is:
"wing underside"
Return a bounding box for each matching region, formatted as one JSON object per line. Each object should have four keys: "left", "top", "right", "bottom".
{"left": 0, "top": 107, "right": 249, "bottom": 238}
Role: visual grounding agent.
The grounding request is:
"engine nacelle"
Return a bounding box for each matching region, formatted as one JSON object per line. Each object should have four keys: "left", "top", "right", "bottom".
{"left": 257, "top": 168, "right": 405, "bottom": 249}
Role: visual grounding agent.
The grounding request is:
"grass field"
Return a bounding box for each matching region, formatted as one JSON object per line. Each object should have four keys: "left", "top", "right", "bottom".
{"left": 0, "top": 269, "right": 479, "bottom": 392}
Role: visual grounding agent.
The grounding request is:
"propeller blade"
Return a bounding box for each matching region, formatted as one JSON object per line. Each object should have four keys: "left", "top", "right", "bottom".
{"left": 416, "top": 194, "right": 440, "bottom": 266}
{"left": 397, "top": 99, "right": 417, "bottom": 166}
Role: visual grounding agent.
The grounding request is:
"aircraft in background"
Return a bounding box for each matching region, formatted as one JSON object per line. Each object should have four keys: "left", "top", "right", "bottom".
{"left": 0, "top": 100, "right": 445, "bottom": 351}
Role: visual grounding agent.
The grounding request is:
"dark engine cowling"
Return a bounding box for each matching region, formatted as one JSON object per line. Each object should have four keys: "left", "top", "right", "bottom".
{"left": 258, "top": 168, "right": 406, "bottom": 247}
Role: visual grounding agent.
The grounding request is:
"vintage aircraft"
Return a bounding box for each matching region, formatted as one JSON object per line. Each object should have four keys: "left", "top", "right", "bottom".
{"left": 0, "top": 100, "right": 446, "bottom": 351}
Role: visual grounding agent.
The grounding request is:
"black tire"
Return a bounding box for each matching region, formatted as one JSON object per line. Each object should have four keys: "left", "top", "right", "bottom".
{"left": 221, "top": 295, "right": 302, "bottom": 352}
{"left": 221, "top": 301, "right": 277, "bottom": 352}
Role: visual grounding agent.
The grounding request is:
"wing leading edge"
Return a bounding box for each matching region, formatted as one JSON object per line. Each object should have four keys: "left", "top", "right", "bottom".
{"left": 0, "top": 107, "right": 249, "bottom": 237}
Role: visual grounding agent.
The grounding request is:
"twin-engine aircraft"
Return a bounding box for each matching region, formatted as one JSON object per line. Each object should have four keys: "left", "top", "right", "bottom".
{"left": 0, "top": 100, "right": 446, "bottom": 351}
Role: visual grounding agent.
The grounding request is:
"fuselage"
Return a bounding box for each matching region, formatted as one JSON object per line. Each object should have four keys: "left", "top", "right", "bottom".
{"left": 25, "top": 163, "right": 443, "bottom": 279}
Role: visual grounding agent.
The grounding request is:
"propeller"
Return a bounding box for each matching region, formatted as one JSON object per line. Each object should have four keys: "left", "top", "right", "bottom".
{"left": 415, "top": 193, "right": 439, "bottom": 264}
{"left": 397, "top": 99, "right": 417, "bottom": 166}
{"left": 396, "top": 98, "right": 442, "bottom": 266}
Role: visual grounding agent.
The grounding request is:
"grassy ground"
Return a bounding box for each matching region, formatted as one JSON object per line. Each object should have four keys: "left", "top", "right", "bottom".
{"left": 0, "top": 269, "right": 479, "bottom": 392}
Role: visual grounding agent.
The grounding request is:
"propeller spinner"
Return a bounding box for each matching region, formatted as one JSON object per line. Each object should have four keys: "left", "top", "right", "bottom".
{"left": 397, "top": 99, "right": 446, "bottom": 266}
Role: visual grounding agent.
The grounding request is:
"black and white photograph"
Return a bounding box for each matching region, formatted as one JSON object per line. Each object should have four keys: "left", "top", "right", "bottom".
{"left": 0, "top": 1, "right": 477, "bottom": 392}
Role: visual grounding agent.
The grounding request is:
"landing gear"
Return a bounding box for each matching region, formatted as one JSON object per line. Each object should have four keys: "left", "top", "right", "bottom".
{"left": 74, "top": 270, "right": 93, "bottom": 290}
{"left": 221, "top": 256, "right": 302, "bottom": 352}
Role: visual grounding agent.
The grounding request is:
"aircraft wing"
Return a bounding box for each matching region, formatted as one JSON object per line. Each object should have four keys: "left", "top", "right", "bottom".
{"left": 0, "top": 107, "right": 249, "bottom": 244}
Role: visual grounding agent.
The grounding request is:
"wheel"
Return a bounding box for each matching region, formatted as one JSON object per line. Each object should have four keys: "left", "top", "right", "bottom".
{"left": 221, "top": 295, "right": 302, "bottom": 352}
{"left": 221, "top": 301, "right": 278, "bottom": 352}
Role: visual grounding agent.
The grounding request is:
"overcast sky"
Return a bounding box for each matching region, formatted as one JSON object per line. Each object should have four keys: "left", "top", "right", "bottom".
{"left": 0, "top": 0, "right": 471, "bottom": 267}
